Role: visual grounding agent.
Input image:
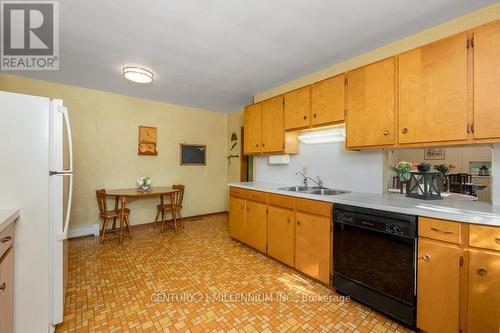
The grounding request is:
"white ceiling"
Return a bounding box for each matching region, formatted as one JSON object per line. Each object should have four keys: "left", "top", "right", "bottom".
{"left": 10, "top": 0, "right": 497, "bottom": 112}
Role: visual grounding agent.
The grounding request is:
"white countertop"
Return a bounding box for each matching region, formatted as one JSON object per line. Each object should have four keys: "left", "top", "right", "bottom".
{"left": 0, "top": 209, "right": 20, "bottom": 233}
{"left": 229, "top": 182, "right": 500, "bottom": 227}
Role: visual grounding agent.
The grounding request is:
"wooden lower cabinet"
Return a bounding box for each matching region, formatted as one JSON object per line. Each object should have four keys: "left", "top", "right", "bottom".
{"left": 417, "top": 238, "right": 462, "bottom": 333}
{"left": 467, "top": 250, "right": 500, "bottom": 333}
{"left": 295, "top": 212, "right": 331, "bottom": 284}
{"left": 245, "top": 200, "right": 268, "bottom": 253}
{"left": 229, "top": 196, "right": 246, "bottom": 242}
{"left": 0, "top": 247, "right": 14, "bottom": 333}
{"left": 267, "top": 205, "right": 295, "bottom": 266}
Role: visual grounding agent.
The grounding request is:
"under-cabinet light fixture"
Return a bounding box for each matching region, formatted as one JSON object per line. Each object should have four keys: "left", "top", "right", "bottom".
{"left": 298, "top": 126, "right": 346, "bottom": 144}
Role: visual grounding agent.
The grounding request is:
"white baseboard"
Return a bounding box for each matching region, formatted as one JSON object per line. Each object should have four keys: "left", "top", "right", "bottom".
{"left": 68, "top": 223, "right": 99, "bottom": 238}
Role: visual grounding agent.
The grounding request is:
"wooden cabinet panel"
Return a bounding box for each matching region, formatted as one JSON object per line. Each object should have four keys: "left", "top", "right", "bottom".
{"left": 0, "top": 247, "right": 14, "bottom": 333}
{"left": 346, "top": 58, "right": 395, "bottom": 148}
{"left": 417, "top": 238, "right": 462, "bottom": 333}
{"left": 473, "top": 20, "right": 500, "bottom": 140}
{"left": 229, "top": 187, "right": 246, "bottom": 199}
{"left": 229, "top": 197, "right": 246, "bottom": 242}
{"left": 467, "top": 250, "right": 500, "bottom": 333}
{"left": 245, "top": 200, "right": 267, "bottom": 253}
{"left": 311, "top": 74, "right": 345, "bottom": 126}
{"left": 261, "top": 95, "right": 285, "bottom": 153}
{"left": 246, "top": 190, "right": 267, "bottom": 204}
{"left": 268, "top": 193, "right": 294, "bottom": 210}
{"left": 295, "top": 212, "right": 331, "bottom": 284}
{"left": 284, "top": 86, "right": 311, "bottom": 130}
{"left": 419, "top": 217, "right": 462, "bottom": 244}
{"left": 243, "top": 103, "right": 262, "bottom": 154}
{"left": 469, "top": 224, "right": 500, "bottom": 251}
{"left": 0, "top": 223, "right": 14, "bottom": 259}
{"left": 399, "top": 33, "right": 468, "bottom": 144}
{"left": 295, "top": 198, "right": 332, "bottom": 217}
{"left": 267, "top": 206, "right": 295, "bottom": 266}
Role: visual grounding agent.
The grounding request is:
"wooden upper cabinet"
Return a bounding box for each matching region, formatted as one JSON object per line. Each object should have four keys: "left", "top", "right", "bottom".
{"left": 398, "top": 33, "right": 468, "bottom": 144}
{"left": 284, "top": 86, "right": 311, "bottom": 130}
{"left": 311, "top": 74, "right": 345, "bottom": 126}
{"left": 473, "top": 20, "right": 500, "bottom": 140}
{"left": 261, "top": 95, "right": 284, "bottom": 153}
{"left": 467, "top": 249, "right": 500, "bottom": 333}
{"left": 346, "top": 58, "right": 395, "bottom": 148}
{"left": 417, "top": 238, "right": 462, "bottom": 333}
{"left": 243, "top": 103, "right": 262, "bottom": 154}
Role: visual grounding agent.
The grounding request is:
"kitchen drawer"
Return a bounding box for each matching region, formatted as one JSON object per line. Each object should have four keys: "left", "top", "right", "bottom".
{"left": 469, "top": 224, "right": 500, "bottom": 251}
{"left": 268, "top": 193, "right": 294, "bottom": 210}
{"left": 0, "top": 223, "right": 14, "bottom": 259}
{"left": 419, "top": 217, "right": 462, "bottom": 244}
{"left": 0, "top": 247, "right": 14, "bottom": 333}
{"left": 246, "top": 190, "right": 267, "bottom": 204}
{"left": 229, "top": 187, "right": 246, "bottom": 199}
{"left": 295, "top": 198, "right": 332, "bottom": 217}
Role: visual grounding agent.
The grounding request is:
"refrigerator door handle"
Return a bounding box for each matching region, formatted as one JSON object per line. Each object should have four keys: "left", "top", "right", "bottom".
{"left": 56, "top": 173, "right": 73, "bottom": 241}
{"left": 57, "top": 105, "right": 73, "bottom": 173}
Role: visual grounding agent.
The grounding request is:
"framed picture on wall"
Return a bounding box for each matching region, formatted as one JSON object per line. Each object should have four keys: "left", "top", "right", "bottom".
{"left": 179, "top": 144, "right": 206, "bottom": 166}
{"left": 424, "top": 148, "right": 445, "bottom": 160}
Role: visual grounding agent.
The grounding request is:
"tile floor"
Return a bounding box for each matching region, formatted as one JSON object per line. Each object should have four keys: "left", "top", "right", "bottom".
{"left": 56, "top": 214, "right": 413, "bottom": 333}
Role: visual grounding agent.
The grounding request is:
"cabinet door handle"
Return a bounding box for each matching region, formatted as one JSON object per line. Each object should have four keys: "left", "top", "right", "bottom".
{"left": 401, "top": 128, "right": 408, "bottom": 134}
{"left": 383, "top": 130, "right": 389, "bottom": 136}
{"left": 297, "top": 221, "right": 301, "bottom": 226}
{"left": 430, "top": 227, "right": 453, "bottom": 234}
{"left": 313, "top": 113, "right": 317, "bottom": 118}
{"left": 422, "top": 254, "right": 431, "bottom": 262}
{"left": 287, "top": 218, "right": 290, "bottom": 223}
{"left": 303, "top": 115, "right": 307, "bottom": 120}
{"left": 0, "top": 236, "right": 12, "bottom": 243}
{"left": 262, "top": 143, "right": 265, "bottom": 147}
{"left": 477, "top": 267, "right": 488, "bottom": 276}
{"left": 255, "top": 144, "right": 259, "bottom": 147}
{"left": 0, "top": 282, "right": 5, "bottom": 291}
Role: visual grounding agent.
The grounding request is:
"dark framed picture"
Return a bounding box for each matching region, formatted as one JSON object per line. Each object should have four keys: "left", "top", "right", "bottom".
{"left": 424, "top": 148, "right": 445, "bottom": 160}
{"left": 179, "top": 144, "right": 206, "bottom": 166}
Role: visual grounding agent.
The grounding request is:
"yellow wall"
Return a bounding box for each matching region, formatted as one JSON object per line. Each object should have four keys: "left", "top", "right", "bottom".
{"left": 254, "top": 3, "right": 500, "bottom": 102}
{"left": 0, "top": 74, "right": 228, "bottom": 230}
{"left": 227, "top": 109, "right": 244, "bottom": 183}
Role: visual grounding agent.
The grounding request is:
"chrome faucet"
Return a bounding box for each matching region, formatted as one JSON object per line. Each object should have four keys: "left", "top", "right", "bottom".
{"left": 296, "top": 171, "right": 308, "bottom": 186}
{"left": 296, "top": 171, "right": 324, "bottom": 188}
{"left": 314, "top": 176, "right": 324, "bottom": 188}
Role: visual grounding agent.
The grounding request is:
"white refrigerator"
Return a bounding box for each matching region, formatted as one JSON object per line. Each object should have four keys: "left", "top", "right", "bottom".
{"left": 0, "top": 91, "right": 73, "bottom": 333}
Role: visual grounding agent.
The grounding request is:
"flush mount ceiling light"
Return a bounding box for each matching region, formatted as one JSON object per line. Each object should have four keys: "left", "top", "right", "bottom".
{"left": 122, "top": 66, "right": 154, "bottom": 83}
{"left": 298, "top": 126, "right": 346, "bottom": 144}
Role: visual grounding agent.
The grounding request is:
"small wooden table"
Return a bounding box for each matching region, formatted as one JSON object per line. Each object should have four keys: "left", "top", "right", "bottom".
{"left": 106, "top": 187, "right": 179, "bottom": 244}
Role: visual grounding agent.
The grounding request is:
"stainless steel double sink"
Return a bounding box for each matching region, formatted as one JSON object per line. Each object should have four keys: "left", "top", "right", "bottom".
{"left": 278, "top": 186, "right": 349, "bottom": 196}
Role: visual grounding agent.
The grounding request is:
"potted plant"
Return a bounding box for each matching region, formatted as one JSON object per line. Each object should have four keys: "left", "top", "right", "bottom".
{"left": 391, "top": 161, "right": 413, "bottom": 193}
{"left": 136, "top": 176, "right": 152, "bottom": 192}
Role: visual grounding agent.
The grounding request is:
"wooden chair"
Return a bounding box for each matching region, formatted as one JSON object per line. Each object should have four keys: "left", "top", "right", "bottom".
{"left": 154, "top": 184, "right": 185, "bottom": 233}
{"left": 448, "top": 173, "right": 471, "bottom": 194}
{"left": 96, "top": 189, "right": 132, "bottom": 243}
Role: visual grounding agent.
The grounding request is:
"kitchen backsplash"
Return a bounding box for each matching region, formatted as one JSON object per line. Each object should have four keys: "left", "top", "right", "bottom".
{"left": 254, "top": 141, "right": 384, "bottom": 193}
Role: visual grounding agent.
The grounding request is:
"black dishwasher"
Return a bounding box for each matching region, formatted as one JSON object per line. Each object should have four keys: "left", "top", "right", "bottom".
{"left": 333, "top": 204, "right": 418, "bottom": 328}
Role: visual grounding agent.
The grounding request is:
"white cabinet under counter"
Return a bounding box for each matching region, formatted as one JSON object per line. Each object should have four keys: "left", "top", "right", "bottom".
{"left": 0, "top": 209, "right": 19, "bottom": 333}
